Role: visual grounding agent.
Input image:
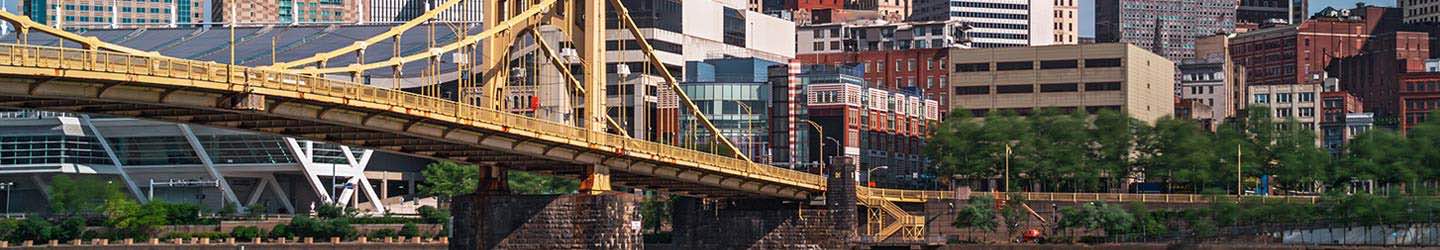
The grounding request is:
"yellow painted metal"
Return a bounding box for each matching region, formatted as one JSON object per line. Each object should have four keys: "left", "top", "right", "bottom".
{"left": 282, "top": 0, "right": 560, "bottom": 74}
{"left": 607, "top": 0, "right": 749, "bottom": 162}
{"left": 0, "top": 43, "right": 827, "bottom": 198}
{"left": 265, "top": 0, "right": 473, "bottom": 69}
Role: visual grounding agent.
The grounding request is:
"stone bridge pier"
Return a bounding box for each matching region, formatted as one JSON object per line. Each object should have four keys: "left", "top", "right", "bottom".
{"left": 450, "top": 160, "right": 867, "bottom": 250}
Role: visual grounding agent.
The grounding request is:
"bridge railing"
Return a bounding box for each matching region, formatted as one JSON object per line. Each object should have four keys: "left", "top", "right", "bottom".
{"left": 0, "top": 43, "right": 828, "bottom": 193}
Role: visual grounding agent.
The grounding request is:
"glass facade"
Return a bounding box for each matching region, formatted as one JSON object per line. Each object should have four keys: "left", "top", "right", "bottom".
{"left": 679, "top": 82, "right": 772, "bottom": 161}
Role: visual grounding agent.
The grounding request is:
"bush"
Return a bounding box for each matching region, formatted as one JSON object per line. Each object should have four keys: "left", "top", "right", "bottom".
{"left": 350, "top": 215, "right": 422, "bottom": 225}
{"left": 286, "top": 216, "right": 357, "bottom": 239}
{"left": 368, "top": 229, "right": 397, "bottom": 238}
{"left": 399, "top": 223, "right": 420, "bottom": 238}
{"left": 11, "top": 217, "right": 56, "bottom": 243}
{"left": 163, "top": 232, "right": 191, "bottom": 240}
{"left": 55, "top": 217, "right": 86, "bottom": 241}
{"left": 417, "top": 206, "right": 450, "bottom": 224}
{"left": 314, "top": 205, "right": 355, "bottom": 219}
{"left": 269, "top": 224, "right": 291, "bottom": 238}
{"left": 231, "top": 226, "right": 263, "bottom": 240}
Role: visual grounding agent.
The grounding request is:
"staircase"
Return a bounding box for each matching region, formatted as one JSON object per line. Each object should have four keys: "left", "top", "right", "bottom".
{"left": 857, "top": 194, "right": 925, "bottom": 242}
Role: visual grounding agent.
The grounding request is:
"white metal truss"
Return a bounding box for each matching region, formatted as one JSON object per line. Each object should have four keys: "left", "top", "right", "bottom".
{"left": 336, "top": 146, "right": 385, "bottom": 214}
{"left": 78, "top": 115, "right": 148, "bottom": 203}
{"left": 264, "top": 175, "right": 298, "bottom": 214}
{"left": 177, "top": 124, "right": 246, "bottom": 212}
{"left": 283, "top": 138, "right": 335, "bottom": 204}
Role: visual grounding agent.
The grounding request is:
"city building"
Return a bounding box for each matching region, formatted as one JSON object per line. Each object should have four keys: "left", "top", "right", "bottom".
{"left": 1237, "top": 0, "right": 1307, "bottom": 25}
{"left": 910, "top": 0, "right": 1055, "bottom": 48}
{"left": 1247, "top": 83, "right": 1323, "bottom": 133}
{"left": 1400, "top": 72, "right": 1440, "bottom": 130}
{"left": 0, "top": 111, "right": 432, "bottom": 215}
{"left": 1429, "top": 58, "right": 1440, "bottom": 72}
{"left": 795, "top": 19, "right": 965, "bottom": 113}
{"left": 1178, "top": 34, "right": 1246, "bottom": 130}
{"left": 947, "top": 43, "right": 1176, "bottom": 123}
{"left": 848, "top": 0, "right": 913, "bottom": 20}
{"left": 678, "top": 57, "right": 781, "bottom": 161}
{"left": 605, "top": 0, "right": 795, "bottom": 142}
{"left": 1053, "top": 0, "right": 1078, "bottom": 44}
{"left": 1094, "top": 0, "right": 1236, "bottom": 61}
{"left": 364, "top": 0, "right": 483, "bottom": 24}
{"left": 1402, "top": 0, "right": 1440, "bottom": 23}
{"left": 1333, "top": 30, "right": 1432, "bottom": 126}
{"left": 796, "top": 19, "right": 968, "bottom": 53}
{"left": 1231, "top": 6, "right": 1402, "bottom": 87}
{"left": 766, "top": 63, "right": 940, "bottom": 188}
{"left": 213, "top": 0, "right": 356, "bottom": 24}
{"left": 19, "top": 0, "right": 205, "bottom": 28}
{"left": 1321, "top": 86, "right": 1369, "bottom": 155}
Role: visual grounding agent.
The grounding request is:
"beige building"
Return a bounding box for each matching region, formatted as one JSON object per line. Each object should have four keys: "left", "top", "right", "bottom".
{"left": 851, "top": 0, "right": 913, "bottom": 20}
{"left": 1053, "top": 0, "right": 1078, "bottom": 44}
{"left": 19, "top": 0, "right": 205, "bottom": 28}
{"left": 215, "top": 0, "right": 356, "bottom": 25}
{"left": 948, "top": 43, "right": 1175, "bottom": 123}
{"left": 1247, "top": 83, "right": 1322, "bottom": 129}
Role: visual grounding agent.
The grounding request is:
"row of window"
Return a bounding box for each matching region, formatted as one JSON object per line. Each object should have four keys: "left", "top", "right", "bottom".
{"left": 949, "top": 1, "right": 1028, "bottom": 10}
{"left": 970, "top": 32, "right": 1029, "bottom": 40}
{"left": 953, "top": 82, "right": 1122, "bottom": 95}
{"left": 1272, "top": 107, "right": 1316, "bottom": 118}
{"left": 969, "top": 105, "right": 1122, "bottom": 117}
{"left": 1252, "top": 92, "right": 1316, "bottom": 104}
{"left": 969, "top": 22, "right": 1028, "bottom": 30}
{"left": 953, "top": 58, "right": 1122, "bottom": 72}
{"left": 951, "top": 11, "right": 1028, "bottom": 20}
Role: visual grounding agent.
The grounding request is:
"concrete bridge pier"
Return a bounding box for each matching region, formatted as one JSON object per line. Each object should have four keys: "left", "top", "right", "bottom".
{"left": 450, "top": 165, "right": 643, "bottom": 250}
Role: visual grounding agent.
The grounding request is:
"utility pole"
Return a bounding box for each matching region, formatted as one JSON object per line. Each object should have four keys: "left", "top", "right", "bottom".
{"left": 1237, "top": 144, "right": 1242, "bottom": 197}
{"left": 1004, "top": 143, "right": 1011, "bottom": 193}
{"left": 0, "top": 182, "right": 13, "bottom": 216}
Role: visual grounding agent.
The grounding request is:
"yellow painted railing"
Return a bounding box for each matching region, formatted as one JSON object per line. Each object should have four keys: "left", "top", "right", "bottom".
{"left": 0, "top": 43, "right": 826, "bottom": 193}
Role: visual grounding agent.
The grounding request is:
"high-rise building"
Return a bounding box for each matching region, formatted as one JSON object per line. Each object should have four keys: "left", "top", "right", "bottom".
{"left": 796, "top": 19, "right": 964, "bottom": 113}
{"left": 364, "top": 0, "right": 483, "bottom": 24}
{"left": 910, "top": 0, "right": 1055, "bottom": 48}
{"left": 1095, "top": 0, "right": 1236, "bottom": 62}
{"left": 1053, "top": 0, "right": 1077, "bottom": 44}
{"left": 1237, "top": 0, "right": 1307, "bottom": 25}
{"left": 213, "top": 0, "right": 355, "bottom": 24}
{"left": 679, "top": 57, "right": 780, "bottom": 162}
{"left": 605, "top": 0, "right": 795, "bottom": 142}
{"left": 796, "top": 19, "right": 968, "bottom": 54}
{"left": 1401, "top": 0, "right": 1440, "bottom": 23}
{"left": 19, "top": 0, "right": 205, "bottom": 28}
{"left": 947, "top": 43, "right": 1176, "bottom": 123}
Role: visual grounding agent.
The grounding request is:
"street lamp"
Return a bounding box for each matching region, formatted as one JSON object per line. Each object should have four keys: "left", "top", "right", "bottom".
{"left": 866, "top": 166, "right": 889, "bottom": 187}
{"left": 733, "top": 100, "right": 754, "bottom": 159}
{"left": 800, "top": 119, "right": 825, "bottom": 175}
{"left": 0, "top": 182, "right": 13, "bottom": 216}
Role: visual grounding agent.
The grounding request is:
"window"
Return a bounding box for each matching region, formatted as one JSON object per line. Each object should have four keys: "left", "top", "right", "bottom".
{"left": 814, "top": 30, "right": 824, "bottom": 39}
{"left": 954, "top": 63, "right": 989, "bottom": 72}
{"left": 1276, "top": 93, "right": 1292, "bottom": 103}
{"left": 813, "top": 42, "right": 824, "bottom": 51}
{"left": 1040, "top": 83, "right": 1078, "bottom": 92}
{"left": 1084, "top": 58, "right": 1123, "bottom": 68}
{"left": 1298, "top": 92, "right": 1315, "bottom": 102}
{"left": 1299, "top": 108, "right": 1315, "bottom": 117}
{"left": 1254, "top": 94, "right": 1270, "bottom": 104}
{"left": 1275, "top": 108, "right": 1293, "bottom": 118}
{"left": 995, "top": 61, "right": 1033, "bottom": 71}
{"left": 954, "top": 86, "right": 989, "bottom": 95}
{"left": 1039, "top": 60, "right": 1078, "bottom": 69}
{"left": 996, "top": 84, "right": 1034, "bottom": 94}
{"left": 1084, "top": 82, "right": 1122, "bottom": 91}
{"left": 722, "top": 7, "right": 746, "bottom": 46}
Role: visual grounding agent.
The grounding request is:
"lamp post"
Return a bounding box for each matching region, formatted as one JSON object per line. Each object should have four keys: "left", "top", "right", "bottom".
{"left": 800, "top": 119, "right": 825, "bottom": 175}
{"left": 733, "top": 100, "right": 754, "bottom": 159}
{"left": 866, "top": 166, "right": 888, "bottom": 187}
{"left": 1004, "top": 143, "right": 1012, "bottom": 193}
{"left": 0, "top": 182, "right": 12, "bottom": 216}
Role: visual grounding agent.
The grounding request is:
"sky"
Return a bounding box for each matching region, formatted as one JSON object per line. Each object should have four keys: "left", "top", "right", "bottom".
{"left": 1077, "top": 0, "right": 1396, "bottom": 37}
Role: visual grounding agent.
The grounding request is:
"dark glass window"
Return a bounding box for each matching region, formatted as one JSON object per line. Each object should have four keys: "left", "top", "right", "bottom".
{"left": 1084, "top": 82, "right": 1122, "bottom": 91}
{"left": 1039, "top": 60, "right": 1078, "bottom": 69}
{"left": 1084, "top": 58, "right": 1123, "bottom": 68}
{"left": 954, "top": 86, "right": 990, "bottom": 95}
{"left": 995, "top": 61, "right": 1034, "bottom": 71}
{"left": 606, "top": 0, "right": 683, "bottom": 33}
{"left": 606, "top": 40, "right": 684, "bottom": 54}
{"left": 1039, "top": 83, "right": 1078, "bottom": 92}
{"left": 995, "top": 84, "right": 1033, "bottom": 94}
{"left": 722, "top": 7, "right": 746, "bottom": 46}
{"left": 954, "top": 63, "right": 990, "bottom": 72}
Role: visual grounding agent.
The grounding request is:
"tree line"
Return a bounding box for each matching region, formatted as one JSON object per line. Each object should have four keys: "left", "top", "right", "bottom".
{"left": 925, "top": 105, "right": 1440, "bottom": 194}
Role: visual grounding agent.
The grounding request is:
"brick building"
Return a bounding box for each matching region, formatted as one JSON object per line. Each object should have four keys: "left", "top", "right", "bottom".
{"left": 214, "top": 0, "right": 356, "bottom": 24}
{"left": 1334, "top": 30, "right": 1432, "bottom": 125}
{"left": 1231, "top": 6, "right": 1401, "bottom": 87}
{"left": 796, "top": 19, "right": 965, "bottom": 113}
{"left": 1321, "top": 87, "right": 1369, "bottom": 154}
{"left": 1400, "top": 72, "right": 1440, "bottom": 131}
{"left": 20, "top": 0, "right": 205, "bottom": 28}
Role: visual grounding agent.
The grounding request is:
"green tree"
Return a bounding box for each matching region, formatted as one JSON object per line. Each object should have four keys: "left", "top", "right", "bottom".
{"left": 1270, "top": 119, "right": 1330, "bottom": 192}
{"left": 953, "top": 196, "right": 998, "bottom": 235}
{"left": 507, "top": 171, "right": 578, "bottom": 195}
{"left": 1144, "top": 117, "right": 1219, "bottom": 191}
{"left": 1029, "top": 109, "right": 1092, "bottom": 192}
{"left": 1404, "top": 110, "right": 1440, "bottom": 190}
{"left": 982, "top": 111, "right": 1035, "bottom": 192}
{"left": 927, "top": 109, "right": 992, "bottom": 185}
{"left": 104, "top": 196, "right": 168, "bottom": 239}
{"left": 419, "top": 161, "right": 479, "bottom": 206}
{"left": 1338, "top": 130, "right": 1415, "bottom": 193}
{"left": 1089, "top": 109, "right": 1144, "bottom": 192}
{"left": 49, "top": 175, "right": 125, "bottom": 216}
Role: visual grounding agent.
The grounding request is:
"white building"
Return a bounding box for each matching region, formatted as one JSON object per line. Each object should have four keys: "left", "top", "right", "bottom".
{"left": 364, "top": 0, "right": 484, "bottom": 24}
{"left": 910, "top": 0, "right": 1055, "bottom": 48}
{"left": 1401, "top": 0, "right": 1440, "bottom": 23}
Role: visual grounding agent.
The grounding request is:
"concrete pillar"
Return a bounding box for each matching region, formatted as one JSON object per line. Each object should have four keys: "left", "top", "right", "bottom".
{"left": 450, "top": 192, "right": 641, "bottom": 249}
{"left": 826, "top": 156, "right": 859, "bottom": 243}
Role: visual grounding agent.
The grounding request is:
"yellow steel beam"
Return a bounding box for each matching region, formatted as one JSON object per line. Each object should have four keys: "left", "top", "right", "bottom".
{"left": 608, "top": 0, "right": 750, "bottom": 162}
{"left": 0, "top": 11, "right": 164, "bottom": 57}
{"left": 281, "top": 0, "right": 560, "bottom": 74}
{"left": 265, "top": 0, "right": 475, "bottom": 69}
